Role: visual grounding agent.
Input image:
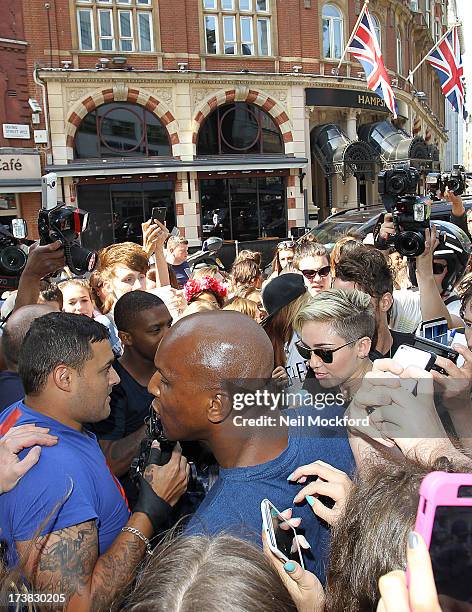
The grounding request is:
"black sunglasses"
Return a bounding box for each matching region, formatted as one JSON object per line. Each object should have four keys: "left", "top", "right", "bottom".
{"left": 433, "top": 262, "right": 447, "bottom": 275}
{"left": 300, "top": 266, "right": 330, "bottom": 279}
{"left": 295, "top": 339, "right": 358, "bottom": 363}
{"left": 277, "top": 241, "right": 296, "bottom": 250}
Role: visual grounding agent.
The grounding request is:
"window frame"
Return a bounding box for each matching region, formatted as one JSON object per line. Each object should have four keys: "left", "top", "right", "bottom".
{"left": 322, "top": 3, "right": 344, "bottom": 60}
{"left": 77, "top": 8, "right": 95, "bottom": 51}
{"left": 202, "top": 0, "right": 272, "bottom": 56}
{"left": 75, "top": 0, "right": 155, "bottom": 53}
{"left": 396, "top": 28, "right": 403, "bottom": 75}
{"left": 137, "top": 10, "right": 153, "bottom": 52}
{"left": 371, "top": 13, "right": 381, "bottom": 49}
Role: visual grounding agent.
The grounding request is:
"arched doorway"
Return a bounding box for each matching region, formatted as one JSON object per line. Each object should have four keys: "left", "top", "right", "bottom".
{"left": 197, "top": 102, "right": 287, "bottom": 241}
{"left": 74, "top": 102, "right": 176, "bottom": 248}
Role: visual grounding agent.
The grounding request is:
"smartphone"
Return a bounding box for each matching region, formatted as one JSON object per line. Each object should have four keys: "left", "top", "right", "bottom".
{"left": 392, "top": 344, "right": 436, "bottom": 393}
{"left": 151, "top": 206, "right": 167, "bottom": 224}
{"left": 11, "top": 218, "right": 27, "bottom": 240}
{"left": 261, "top": 498, "right": 305, "bottom": 568}
{"left": 419, "top": 318, "right": 449, "bottom": 346}
{"left": 412, "top": 471, "right": 472, "bottom": 603}
{"left": 412, "top": 336, "right": 460, "bottom": 375}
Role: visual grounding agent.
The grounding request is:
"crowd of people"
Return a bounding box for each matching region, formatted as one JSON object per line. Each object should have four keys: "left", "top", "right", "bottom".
{"left": 0, "top": 190, "right": 471, "bottom": 611}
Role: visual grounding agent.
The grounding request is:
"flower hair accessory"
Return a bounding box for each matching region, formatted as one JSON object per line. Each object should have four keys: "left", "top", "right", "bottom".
{"left": 184, "top": 276, "right": 228, "bottom": 305}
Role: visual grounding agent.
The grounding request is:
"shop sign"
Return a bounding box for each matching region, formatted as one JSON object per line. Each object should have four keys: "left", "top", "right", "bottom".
{"left": 2, "top": 124, "right": 31, "bottom": 139}
{"left": 34, "top": 130, "right": 48, "bottom": 144}
{"left": 0, "top": 154, "right": 41, "bottom": 179}
{"left": 306, "top": 88, "right": 390, "bottom": 113}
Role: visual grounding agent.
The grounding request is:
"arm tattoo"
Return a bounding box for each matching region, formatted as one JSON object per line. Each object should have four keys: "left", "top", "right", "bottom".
{"left": 17, "top": 521, "right": 97, "bottom": 603}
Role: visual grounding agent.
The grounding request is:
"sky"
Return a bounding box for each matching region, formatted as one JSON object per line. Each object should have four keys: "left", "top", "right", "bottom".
{"left": 456, "top": 0, "right": 472, "bottom": 114}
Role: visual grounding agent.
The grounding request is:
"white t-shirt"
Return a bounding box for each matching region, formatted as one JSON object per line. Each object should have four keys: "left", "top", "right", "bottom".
{"left": 285, "top": 332, "right": 307, "bottom": 383}
{"left": 390, "top": 289, "right": 462, "bottom": 333}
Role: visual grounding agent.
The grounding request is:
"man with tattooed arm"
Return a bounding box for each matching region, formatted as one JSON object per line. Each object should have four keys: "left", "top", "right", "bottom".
{"left": 0, "top": 312, "right": 189, "bottom": 610}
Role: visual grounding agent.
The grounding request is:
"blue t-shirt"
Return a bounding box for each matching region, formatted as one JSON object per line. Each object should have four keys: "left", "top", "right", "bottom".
{"left": 186, "top": 407, "right": 354, "bottom": 583}
{"left": 170, "top": 262, "right": 191, "bottom": 288}
{"left": 0, "top": 401, "right": 131, "bottom": 567}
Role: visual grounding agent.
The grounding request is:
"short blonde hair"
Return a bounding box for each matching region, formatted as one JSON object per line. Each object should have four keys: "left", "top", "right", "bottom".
{"left": 58, "top": 279, "right": 93, "bottom": 300}
{"left": 293, "top": 288, "right": 375, "bottom": 342}
{"left": 224, "top": 297, "right": 258, "bottom": 320}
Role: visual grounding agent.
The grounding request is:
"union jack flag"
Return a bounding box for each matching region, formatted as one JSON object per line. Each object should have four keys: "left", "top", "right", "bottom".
{"left": 347, "top": 7, "right": 397, "bottom": 118}
{"left": 427, "top": 26, "right": 467, "bottom": 119}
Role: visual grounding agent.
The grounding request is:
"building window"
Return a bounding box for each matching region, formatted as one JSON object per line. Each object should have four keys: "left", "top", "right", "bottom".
{"left": 197, "top": 102, "right": 283, "bottom": 155}
{"left": 434, "top": 19, "right": 441, "bottom": 42}
{"left": 396, "top": 29, "right": 403, "bottom": 74}
{"left": 410, "top": 0, "right": 419, "bottom": 10}
{"left": 74, "top": 102, "right": 171, "bottom": 158}
{"left": 371, "top": 14, "right": 381, "bottom": 48}
{"left": 200, "top": 176, "right": 287, "bottom": 241}
{"left": 76, "top": 0, "right": 153, "bottom": 52}
{"left": 322, "top": 4, "right": 344, "bottom": 60}
{"left": 203, "top": 0, "right": 271, "bottom": 56}
{"left": 425, "top": 0, "right": 431, "bottom": 27}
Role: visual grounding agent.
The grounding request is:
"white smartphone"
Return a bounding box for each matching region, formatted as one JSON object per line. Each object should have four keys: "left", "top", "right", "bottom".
{"left": 261, "top": 498, "right": 305, "bottom": 568}
{"left": 392, "top": 344, "right": 436, "bottom": 393}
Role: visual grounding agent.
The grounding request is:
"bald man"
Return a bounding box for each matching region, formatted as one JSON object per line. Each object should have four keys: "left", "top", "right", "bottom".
{"left": 0, "top": 304, "right": 55, "bottom": 412}
{"left": 149, "top": 311, "right": 354, "bottom": 583}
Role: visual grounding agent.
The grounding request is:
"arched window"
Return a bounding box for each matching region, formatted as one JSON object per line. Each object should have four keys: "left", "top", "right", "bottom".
{"left": 396, "top": 29, "right": 403, "bottom": 74}
{"left": 74, "top": 102, "right": 171, "bottom": 159}
{"left": 371, "top": 14, "right": 381, "bottom": 48}
{"left": 197, "top": 102, "right": 283, "bottom": 155}
{"left": 322, "top": 4, "right": 343, "bottom": 60}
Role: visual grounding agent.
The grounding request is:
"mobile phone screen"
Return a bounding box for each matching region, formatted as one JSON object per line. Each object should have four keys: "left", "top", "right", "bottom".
{"left": 267, "top": 507, "right": 303, "bottom": 565}
{"left": 422, "top": 321, "right": 449, "bottom": 346}
{"left": 429, "top": 505, "right": 472, "bottom": 603}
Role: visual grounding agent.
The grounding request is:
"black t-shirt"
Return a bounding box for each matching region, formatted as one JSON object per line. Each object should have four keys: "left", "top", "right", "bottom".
{"left": 370, "top": 329, "right": 416, "bottom": 360}
{"left": 0, "top": 370, "right": 24, "bottom": 413}
{"left": 90, "top": 359, "right": 153, "bottom": 441}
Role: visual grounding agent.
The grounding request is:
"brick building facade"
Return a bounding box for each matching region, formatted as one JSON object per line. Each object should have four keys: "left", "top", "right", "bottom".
{"left": 3, "top": 0, "right": 451, "bottom": 247}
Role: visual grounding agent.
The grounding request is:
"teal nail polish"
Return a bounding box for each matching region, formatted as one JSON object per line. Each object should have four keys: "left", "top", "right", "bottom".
{"left": 408, "top": 532, "right": 418, "bottom": 549}
{"left": 287, "top": 472, "right": 294, "bottom": 481}
{"left": 284, "top": 561, "right": 296, "bottom": 573}
{"left": 306, "top": 495, "right": 315, "bottom": 507}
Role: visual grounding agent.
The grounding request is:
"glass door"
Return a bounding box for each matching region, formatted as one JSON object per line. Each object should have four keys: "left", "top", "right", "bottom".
{"left": 228, "top": 177, "right": 259, "bottom": 241}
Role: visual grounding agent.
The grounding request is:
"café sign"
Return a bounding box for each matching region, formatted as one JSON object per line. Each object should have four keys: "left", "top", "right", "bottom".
{"left": 0, "top": 154, "right": 41, "bottom": 179}
{"left": 306, "top": 88, "right": 390, "bottom": 113}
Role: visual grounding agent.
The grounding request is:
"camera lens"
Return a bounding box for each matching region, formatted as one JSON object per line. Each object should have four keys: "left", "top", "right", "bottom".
{"left": 0, "top": 246, "right": 27, "bottom": 274}
{"left": 395, "top": 232, "right": 425, "bottom": 258}
{"left": 389, "top": 176, "right": 406, "bottom": 194}
{"left": 67, "top": 243, "right": 97, "bottom": 275}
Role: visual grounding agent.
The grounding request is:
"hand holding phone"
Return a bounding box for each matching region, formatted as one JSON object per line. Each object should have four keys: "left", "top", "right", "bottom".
{"left": 392, "top": 345, "right": 436, "bottom": 393}
{"left": 151, "top": 206, "right": 167, "bottom": 225}
{"left": 411, "top": 472, "right": 472, "bottom": 604}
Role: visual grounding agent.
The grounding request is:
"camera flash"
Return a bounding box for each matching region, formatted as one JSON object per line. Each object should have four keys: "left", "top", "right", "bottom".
{"left": 413, "top": 202, "right": 425, "bottom": 222}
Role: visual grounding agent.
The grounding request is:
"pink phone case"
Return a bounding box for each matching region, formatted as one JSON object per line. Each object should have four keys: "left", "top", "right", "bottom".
{"left": 407, "top": 471, "right": 472, "bottom": 589}
{"left": 414, "top": 471, "right": 472, "bottom": 547}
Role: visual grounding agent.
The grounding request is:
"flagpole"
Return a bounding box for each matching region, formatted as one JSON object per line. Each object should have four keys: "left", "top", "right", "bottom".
{"left": 407, "top": 22, "right": 461, "bottom": 84}
{"left": 335, "top": 0, "right": 369, "bottom": 76}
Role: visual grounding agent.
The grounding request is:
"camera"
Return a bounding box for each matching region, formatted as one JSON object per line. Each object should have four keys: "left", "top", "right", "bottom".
{"left": 131, "top": 409, "right": 218, "bottom": 499}
{"left": 378, "top": 165, "right": 430, "bottom": 258}
{"left": 426, "top": 164, "right": 467, "bottom": 199}
{"left": 38, "top": 203, "right": 97, "bottom": 276}
{"left": 0, "top": 225, "right": 27, "bottom": 292}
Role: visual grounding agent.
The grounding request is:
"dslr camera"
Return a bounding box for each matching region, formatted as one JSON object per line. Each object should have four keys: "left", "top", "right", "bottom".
{"left": 378, "top": 164, "right": 430, "bottom": 258}
{"left": 426, "top": 164, "right": 467, "bottom": 200}
{"left": 38, "top": 204, "right": 97, "bottom": 276}
{"left": 0, "top": 224, "right": 27, "bottom": 291}
{"left": 131, "top": 409, "right": 218, "bottom": 499}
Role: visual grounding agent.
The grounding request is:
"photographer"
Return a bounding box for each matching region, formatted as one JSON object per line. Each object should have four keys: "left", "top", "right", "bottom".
{"left": 0, "top": 313, "right": 188, "bottom": 609}
{"left": 376, "top": 215, "right": 471, "bottom": 330}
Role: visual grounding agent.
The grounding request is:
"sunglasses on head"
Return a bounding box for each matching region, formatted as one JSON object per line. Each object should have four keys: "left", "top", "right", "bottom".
{"left": 277, "top": 241, "right": 296, "bottom": 250}
{"left": 433, "top": 262, "right": 447, "bottom": 275}
{"left": 295, "top": 339, "right": 358, "bottom": 363}
{"left": 300, "top": 266, "right": 330, "bottom": 279}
